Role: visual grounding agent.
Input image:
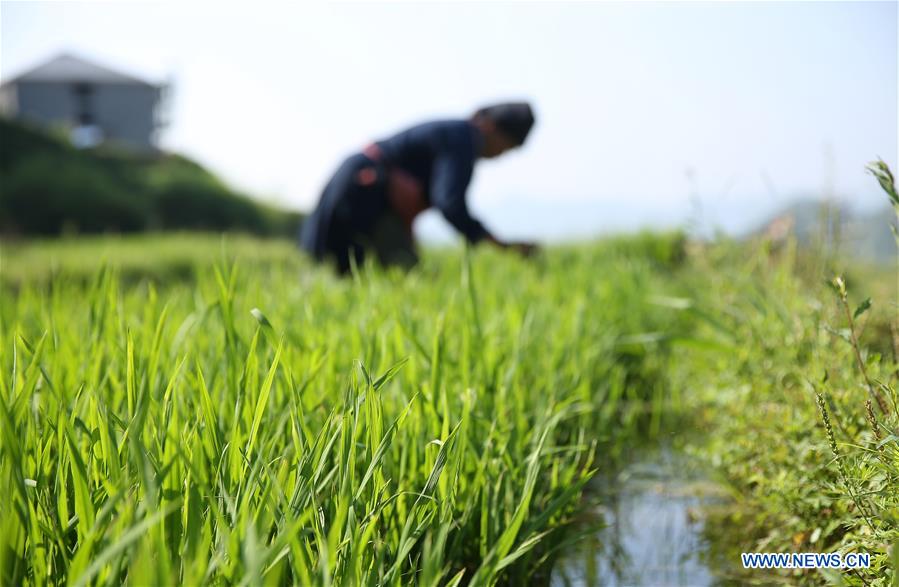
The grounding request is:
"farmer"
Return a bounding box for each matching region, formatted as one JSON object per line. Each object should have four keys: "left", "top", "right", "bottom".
{"left": 299, "top": 102, "right": 539, "bottom": 273}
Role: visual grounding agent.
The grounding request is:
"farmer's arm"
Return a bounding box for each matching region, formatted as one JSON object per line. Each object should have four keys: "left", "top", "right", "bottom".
{"left": 430, "top": 154, "right": 489, "bottom": 244}
{"left": 430, "top": 155, "right": 538, "bottom": 256}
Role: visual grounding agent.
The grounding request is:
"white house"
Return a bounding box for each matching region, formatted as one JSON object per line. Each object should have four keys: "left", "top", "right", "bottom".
{"left": 0, "top": 53, "right": 169, "bottom": 152}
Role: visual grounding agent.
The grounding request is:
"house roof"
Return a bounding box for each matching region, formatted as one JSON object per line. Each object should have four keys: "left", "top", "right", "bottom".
{"left": 1, "top": 53, "right": 158, "bottom": 87}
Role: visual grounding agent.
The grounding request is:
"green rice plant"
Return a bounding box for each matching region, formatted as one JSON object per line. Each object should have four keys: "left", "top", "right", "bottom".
{"left": 0, "top": 233, "right": 687, "bottom": 585}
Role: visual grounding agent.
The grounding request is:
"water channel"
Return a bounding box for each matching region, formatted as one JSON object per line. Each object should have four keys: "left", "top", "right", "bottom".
{"left": 550, "top": 442, "right": 736, "bottom": 586}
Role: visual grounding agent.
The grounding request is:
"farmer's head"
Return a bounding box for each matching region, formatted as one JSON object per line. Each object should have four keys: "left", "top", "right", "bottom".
{"left": 472, "top": 102, "right": 535, "bottom": 159}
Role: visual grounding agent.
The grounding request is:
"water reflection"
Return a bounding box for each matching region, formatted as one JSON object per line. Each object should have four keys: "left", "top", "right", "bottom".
{"left": 551, "top": 445, "right": 730, "bottom": 587}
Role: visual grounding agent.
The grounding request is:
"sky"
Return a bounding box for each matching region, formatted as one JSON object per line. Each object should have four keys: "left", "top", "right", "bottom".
{"left": 1, "top": 1, "right": 897, "bottom": 242}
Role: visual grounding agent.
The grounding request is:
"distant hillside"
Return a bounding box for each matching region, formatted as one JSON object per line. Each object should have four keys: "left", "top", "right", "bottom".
{"left": 0, "top": 118, "right": 302, "bottom": 237}
{"left": 751, "top": 198, "right": 897, "bottom": 264}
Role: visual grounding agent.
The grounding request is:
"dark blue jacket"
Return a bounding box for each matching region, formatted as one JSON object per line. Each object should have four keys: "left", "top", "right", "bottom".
{"left": 300, "top": 119, "right": 488, "bottom": 259}
{"left": 374, "top": 119, "right": 488, "bottom": 243}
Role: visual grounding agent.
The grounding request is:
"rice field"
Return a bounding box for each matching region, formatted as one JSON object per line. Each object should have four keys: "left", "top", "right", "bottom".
{"left": 1, "top": 233, "right": 694, "bottom": 585}
{"left": 1, "top": 210, "right": 896, "bottom": 585}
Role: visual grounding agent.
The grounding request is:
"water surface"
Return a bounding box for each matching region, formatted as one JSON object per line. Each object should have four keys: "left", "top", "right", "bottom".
{"left": 551, "top": 444, "right": 731, "bottom": 586}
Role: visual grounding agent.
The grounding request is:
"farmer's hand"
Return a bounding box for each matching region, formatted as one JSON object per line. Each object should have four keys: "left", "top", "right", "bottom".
{"left": 485, "top": 235, "right": 539, "bottom": 258}
{"left": 508, "top": 241, "right": 540, "bottom": 258}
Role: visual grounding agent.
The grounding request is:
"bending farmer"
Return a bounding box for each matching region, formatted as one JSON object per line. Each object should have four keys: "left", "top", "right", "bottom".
{"left": 299, "top": 102, "right": 538, "bottom": 273}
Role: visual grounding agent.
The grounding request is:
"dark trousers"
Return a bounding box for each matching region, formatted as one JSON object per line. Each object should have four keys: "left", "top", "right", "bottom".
{"left": 300, "top": 154, "right": 418, "bottom": 274}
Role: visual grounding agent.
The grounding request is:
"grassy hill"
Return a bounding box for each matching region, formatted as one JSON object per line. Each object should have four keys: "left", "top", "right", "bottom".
{"left": 0, "top": 118, "right": 302, "bottom": 237}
